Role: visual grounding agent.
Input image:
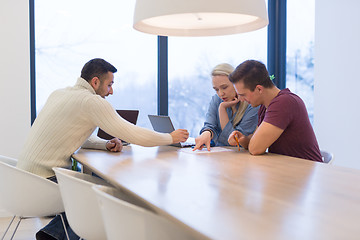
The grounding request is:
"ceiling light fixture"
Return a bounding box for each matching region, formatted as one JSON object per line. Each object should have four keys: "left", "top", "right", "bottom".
{"left": 133, "top": 0, "right": 268, "bottom": 36}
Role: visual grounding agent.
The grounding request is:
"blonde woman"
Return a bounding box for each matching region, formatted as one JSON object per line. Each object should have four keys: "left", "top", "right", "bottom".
{"left": 193, "top": 63, "right": 259, "bottom": 151}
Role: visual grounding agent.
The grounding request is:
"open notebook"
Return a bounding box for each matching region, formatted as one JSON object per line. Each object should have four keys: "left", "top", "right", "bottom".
{"left": 97, "top": 110, "right": 139, "bottom": 145}
{"left": 148, "top": 115, "right": 195, "bottom": 148}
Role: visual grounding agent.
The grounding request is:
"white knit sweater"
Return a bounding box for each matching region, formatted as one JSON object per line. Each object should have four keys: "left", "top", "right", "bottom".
{"left": 17, "top": 78, "right": 172, "bottom": 178}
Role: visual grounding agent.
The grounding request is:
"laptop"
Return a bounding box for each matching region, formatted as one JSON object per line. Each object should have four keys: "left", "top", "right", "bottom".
{"left": 148, "top": 115, "right": 195, "bottom": 148}
{"left": 97, "top": 110, "right": 139, "bottom": 144}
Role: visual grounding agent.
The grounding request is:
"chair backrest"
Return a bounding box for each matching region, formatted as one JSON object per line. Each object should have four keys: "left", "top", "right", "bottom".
{"left": 53, "top": 167, "right": 111, "bottom": 240}
{"left": 320, "top": 150, "right": 334, "bottom": 164}
{"left": 0, "top": 160, "right": 64, "bottom": 217}
{"left": 93, "top": 185, "right": 195, "bottom": 240}
{"left": 0, "top": 155, "right": 17, "bottom": 166}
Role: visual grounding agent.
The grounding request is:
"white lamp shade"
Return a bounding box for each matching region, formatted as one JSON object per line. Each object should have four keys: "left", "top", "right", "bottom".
{"left": 133, "top": 0, "right": 268, "bottom": 37}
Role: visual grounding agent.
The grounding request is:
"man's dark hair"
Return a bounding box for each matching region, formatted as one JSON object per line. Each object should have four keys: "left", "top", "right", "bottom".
{"left": 80, "top": 58, "right": 117, "bottom": 82}
{"left": 229, "top": 60, "right": 274, "bottom": 91}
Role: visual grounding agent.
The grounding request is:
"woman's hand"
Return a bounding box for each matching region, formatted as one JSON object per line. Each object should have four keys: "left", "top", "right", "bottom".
{"left": 219, "top": 95, "right": 241, "bottom": 109}
{"left": 193, "top": 131, "right": 212, "bottom": 151}
{"left": 219, "top": 96, "right": 240, "bottom": 130}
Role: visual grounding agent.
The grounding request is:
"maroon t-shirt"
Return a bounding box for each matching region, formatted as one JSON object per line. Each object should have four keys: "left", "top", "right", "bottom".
{"left": 258, "top": 88, "right": 322, "bottom": 162}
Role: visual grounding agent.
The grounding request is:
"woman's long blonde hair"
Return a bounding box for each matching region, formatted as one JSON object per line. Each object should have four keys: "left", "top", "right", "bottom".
{"left": 211, "top": 63, "right": 249, "bottom": 127}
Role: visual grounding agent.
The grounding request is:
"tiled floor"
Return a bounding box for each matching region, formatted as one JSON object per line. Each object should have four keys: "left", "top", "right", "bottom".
{"left": 0, "top": 216, "right": 51, "bottom": 240}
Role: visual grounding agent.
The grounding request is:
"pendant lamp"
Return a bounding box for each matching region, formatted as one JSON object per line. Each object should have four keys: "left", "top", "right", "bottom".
{"left": 133, "top": 0, "right": 268, "bottom": 37}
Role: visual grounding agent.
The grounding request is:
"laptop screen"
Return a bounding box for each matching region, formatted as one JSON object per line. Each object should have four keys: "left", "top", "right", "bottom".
{"left": 147, "top": 115, "right": 175, "bottom": 133}
{"left": 148, "top": 115, "right": 195, "bottom": 147}
{"left": 97, "top": 110, "right": 139, "bottom": 140}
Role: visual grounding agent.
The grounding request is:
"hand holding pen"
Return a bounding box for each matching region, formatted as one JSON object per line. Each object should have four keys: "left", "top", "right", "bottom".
{"left": 234, "top": 135, "right": 241, "bottom": 151}
{"left": 228, "top": 131, "right": 243, "bottom": 151}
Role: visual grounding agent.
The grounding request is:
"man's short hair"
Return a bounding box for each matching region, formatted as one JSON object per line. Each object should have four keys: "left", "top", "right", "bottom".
{"left": 229, "top": 60, "right": 274, "bottom": 91}
{"left": 81, "top": 58, "right": 117, "bottom": 82}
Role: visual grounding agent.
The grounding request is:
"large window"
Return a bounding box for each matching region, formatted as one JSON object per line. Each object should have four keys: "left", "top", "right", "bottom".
{"left": 168, "top": 30, "right": 267, "bottom": 137}
{"left": 35, "top": 0, "right": 314, "bottom": 133}
{"left": 35, "top": 0, "right": 157, "bottom": 128}
{"left": 286, "top": 0, "right": 315, "bottom": 122}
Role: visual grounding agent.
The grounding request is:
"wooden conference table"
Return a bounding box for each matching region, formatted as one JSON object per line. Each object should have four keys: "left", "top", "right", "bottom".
{"left": 73, "top": 145, "right": 360, "bottom": 240}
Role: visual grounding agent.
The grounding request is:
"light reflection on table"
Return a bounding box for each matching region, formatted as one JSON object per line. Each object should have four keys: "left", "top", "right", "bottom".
{"left": 73, "top": 145, "right": 360, "bottom": 240}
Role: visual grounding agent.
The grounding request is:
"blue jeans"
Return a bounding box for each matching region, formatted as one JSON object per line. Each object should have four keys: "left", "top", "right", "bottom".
{"left": 36, "top": 213, "right": 80, "bottom": 240}
{"left": 35, "top": 175, "right": 80, "bottom": 240}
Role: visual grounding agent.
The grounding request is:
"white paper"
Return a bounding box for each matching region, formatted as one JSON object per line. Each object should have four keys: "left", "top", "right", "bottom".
{"left": 179, "top": 147, "right": 234, "bottom": 154}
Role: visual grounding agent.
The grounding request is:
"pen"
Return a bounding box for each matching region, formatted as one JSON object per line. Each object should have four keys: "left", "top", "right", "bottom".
{"left": 234, "top": 135, "right": 240, "bottom": 151}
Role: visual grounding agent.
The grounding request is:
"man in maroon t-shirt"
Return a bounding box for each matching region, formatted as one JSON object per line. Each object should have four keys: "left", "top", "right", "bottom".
{"left": 227, "top": 60, "right": 322, "bottom": 162}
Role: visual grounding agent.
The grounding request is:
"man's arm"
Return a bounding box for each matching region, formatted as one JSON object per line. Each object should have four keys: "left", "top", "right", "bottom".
{"left": 248, "top": 122, "right": 284, "bottom": 155}
{"left": 82, "top": 133, "right": 108, "bottom": 150}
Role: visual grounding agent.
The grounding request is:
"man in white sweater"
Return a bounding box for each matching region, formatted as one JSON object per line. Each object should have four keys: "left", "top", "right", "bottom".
{"left": 17, "top": 58, "right": 189, "bottom": 179}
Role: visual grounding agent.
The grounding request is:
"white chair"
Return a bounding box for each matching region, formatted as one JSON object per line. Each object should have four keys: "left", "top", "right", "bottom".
{"left": 0, "top": 157, "right": 66, "bottom": 240}
{"left": 53, "top": 167, "right": 112, "bottom": 240}
{"left": 0, "top": 155, "right": 17, "bottom": 166}
{"left": 320, "top": 150, "right": 334, "bottom": 164}
{"left": 93, "top": 185, "right": 196, "bottom": 240}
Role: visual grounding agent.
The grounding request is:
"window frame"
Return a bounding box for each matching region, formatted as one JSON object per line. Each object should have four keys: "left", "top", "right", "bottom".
{"left": 30, "top": 0, "right": 36, "bottom": 124}
{"left": 267, "top": 0, "right": 286, "bottom": 89}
